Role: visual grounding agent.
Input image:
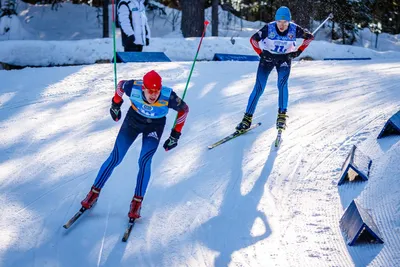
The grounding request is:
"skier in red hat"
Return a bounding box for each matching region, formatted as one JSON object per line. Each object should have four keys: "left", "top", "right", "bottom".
{"left": 80, "top": 70, "right": 189, "bottom": 219}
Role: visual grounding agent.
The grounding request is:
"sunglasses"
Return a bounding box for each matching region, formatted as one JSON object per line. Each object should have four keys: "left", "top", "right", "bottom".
{"left": 277, "top": 20, "right": 289, "bottom": 25}
{"left": 143, "top": 85, "right": 161, "bottom": 94}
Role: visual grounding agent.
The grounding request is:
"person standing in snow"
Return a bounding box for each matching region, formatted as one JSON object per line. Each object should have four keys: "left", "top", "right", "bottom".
{"left": 81, "top": 70, "right": 189, "bottom": 219}
{"left": 117, "top": 0, "right": 150, "bottom": 52}
{"left": 236, "top": 6, "right": 314, "bottom": 131}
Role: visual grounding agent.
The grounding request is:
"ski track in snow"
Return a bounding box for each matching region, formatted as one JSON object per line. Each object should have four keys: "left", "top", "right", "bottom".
{"left": 0, "top": 60, "right": 399, "bottom": 267}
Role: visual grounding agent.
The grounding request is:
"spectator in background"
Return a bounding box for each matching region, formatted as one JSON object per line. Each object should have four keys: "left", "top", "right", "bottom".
{"left": 117, "top": 0, "right": 150, "bottom": 52}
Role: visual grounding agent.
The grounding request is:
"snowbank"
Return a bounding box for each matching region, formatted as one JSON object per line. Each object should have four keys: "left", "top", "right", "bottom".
{"left": 0, "top": 14, "right": 33, "bottom": 40}
{"left": 354, "top": 28, "right": 400, "bottom": 52}
{"left": 1, "top": 37, "right": 400, "bottom": 67}
{"left": 0, "top": 38, "right": 113, "bottom": 67}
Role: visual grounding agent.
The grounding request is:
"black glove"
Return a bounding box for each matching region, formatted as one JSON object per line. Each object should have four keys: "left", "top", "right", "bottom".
{"left": 146, "top": 38, "right": 150, "bottom": 46}
{"left": 127, "top": 35, "right": 135, "bottom": 44}
{"left": 110, "top": 98, "right": 123, "bottom": 122}
{"left": 287, "top": 50, "right": 302, "bottom": 60}
{"left": 163, "top": 130, "right": 181, "bottom": 151}
{"left": 260, "top": 50, "right": 273, "bottom": 62}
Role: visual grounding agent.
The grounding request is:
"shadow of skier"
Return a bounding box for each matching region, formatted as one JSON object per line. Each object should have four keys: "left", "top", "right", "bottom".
{"left": 195, "top": 141, "right": 278, "bottom": 266}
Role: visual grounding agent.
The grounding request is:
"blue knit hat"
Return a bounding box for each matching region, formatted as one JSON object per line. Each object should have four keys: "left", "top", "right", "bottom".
{"left": 275, "top": 6, "right": 291, "bottom": 21}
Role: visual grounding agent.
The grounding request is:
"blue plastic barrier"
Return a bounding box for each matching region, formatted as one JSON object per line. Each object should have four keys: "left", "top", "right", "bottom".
{"left": 323, "top": 58, "right": 372, "bottom": 61}
{"left": 338, "top": 145, "right": 372, "bottom": 185}
{"left": 113, "top": 52, "right": 171, "bottom": 63}
{"left": 377, "top": 110, "right": 400, "bottom": 139}
{"left": 212, "top": 53, "right": 260, "bottom": 62}
{"left": 340, "top": 200, "right": 384, "bottom": 246}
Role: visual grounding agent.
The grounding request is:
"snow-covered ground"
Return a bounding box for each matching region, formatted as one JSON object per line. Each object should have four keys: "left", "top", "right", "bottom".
{"left": 0, "top": 58, "right": 399, "bottom": 266}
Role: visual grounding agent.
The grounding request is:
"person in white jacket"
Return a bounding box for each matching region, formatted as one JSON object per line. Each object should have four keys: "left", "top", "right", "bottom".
{"left": 117, "top": 0, "right": 150, "bottom": 52}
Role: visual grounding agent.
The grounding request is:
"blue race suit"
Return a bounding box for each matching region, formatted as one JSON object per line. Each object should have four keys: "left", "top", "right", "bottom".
{"left": 93, "top": 80, "right": 188, "bottom": 197}
{"left": 246, "top": 22, "right": 312, "bottom": 114}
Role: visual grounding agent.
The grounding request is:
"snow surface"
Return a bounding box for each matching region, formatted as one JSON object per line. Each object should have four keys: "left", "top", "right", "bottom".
{"left": 1, "top": 58, "right": 400, "bottom": 266}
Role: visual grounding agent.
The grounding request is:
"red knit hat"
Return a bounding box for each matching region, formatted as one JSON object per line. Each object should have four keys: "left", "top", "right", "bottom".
{"left": 143, "top": 70, "right": 162, "bottom": 91}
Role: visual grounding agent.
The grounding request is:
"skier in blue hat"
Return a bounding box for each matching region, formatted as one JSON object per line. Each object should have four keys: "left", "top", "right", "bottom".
{"left": 236, "top": 6, "right": 314, "bottom": 133}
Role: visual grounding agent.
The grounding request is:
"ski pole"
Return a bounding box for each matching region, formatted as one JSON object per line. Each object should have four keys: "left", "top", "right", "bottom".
{"left": 292, "top": 13, "right": 333, "bottom": 67}
{"left": 173, "top": 20, "right": 210, "bottom": 127}
{"left": 312, "top": 13, "right": 334, "bottom": 35}
{"left": 111, "top": 0, "right": 118, "bottom": 91}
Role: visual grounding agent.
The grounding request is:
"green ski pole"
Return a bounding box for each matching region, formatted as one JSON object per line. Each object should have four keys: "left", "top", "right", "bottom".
{"left": 173, "top": 20, "right": 210, "bottom": 127}
{"left": 111, "top": 0, "right": 118, "bottom": 91}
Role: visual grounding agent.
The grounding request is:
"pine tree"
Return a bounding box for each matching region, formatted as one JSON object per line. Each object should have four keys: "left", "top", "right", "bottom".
{"left": 371, "top": 0, "right": 399, "bottom": 34}
{"left": 212, "top": 0, "right": 218, "bottom": 36}
{"left": 1, "top": 0, "right": 17, "bottom": 17}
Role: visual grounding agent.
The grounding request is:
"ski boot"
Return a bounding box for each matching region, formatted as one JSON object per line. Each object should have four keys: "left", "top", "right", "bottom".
{"left": 276, "top": 110, "right": 288, "bottom": 130}
{"left": 128, "top": 195, "right": 143, "bottom": 219}
{"left": 236, "top": 113, "right": 253, "bottom": 132}
{"left": 81, "top": 186, "right": 101, "bottom": 209}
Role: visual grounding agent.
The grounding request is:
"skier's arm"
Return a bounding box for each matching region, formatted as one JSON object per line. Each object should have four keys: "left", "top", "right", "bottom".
{"left": 168, "top": 91, "right": 189, "bottom": 133}
{"left": 110, "top": 80, "right": 133, "bottom": 122}
{"left": 250, "top": 25, "right": 268, "bottom": 55}
{"left": 295, "top": 25, "right": 314, "bottom": 52}
{"left": 118, "top": 3, "right": 134, "bottom": 37}
{"left": 112, "top": 80, "right": 134, "bottom": 103}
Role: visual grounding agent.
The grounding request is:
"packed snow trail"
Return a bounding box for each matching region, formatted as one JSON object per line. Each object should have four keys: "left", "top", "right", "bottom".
{"left": 0, "top": 60, "right": 399, "bottom": 267}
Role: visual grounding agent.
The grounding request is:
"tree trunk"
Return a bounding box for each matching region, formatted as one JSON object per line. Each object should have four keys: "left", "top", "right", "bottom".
{"left": 116, "top": 0, "right": 120, "bottom": 28}
{"left": 103, "top": 0, "right": 109, "bottom": 37}
{"left": 181, "top": 0, "right": 205, "bottom": 37}
{"left": 1, "top": 0, "right": 17, "bottom": 15}
{"left": 397, "top": 3, "right": 400, "bottom": 34}
{"left": 342, "top": 23, "right": 345, "bottom": 44}
{"left": 93, "top": 0, "right": 102, "bottom": 7}
{"left": 211, "top": 0, "right": 218, "bottom": 36}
